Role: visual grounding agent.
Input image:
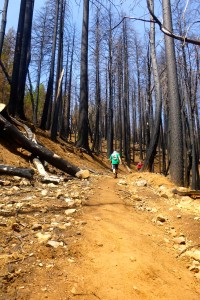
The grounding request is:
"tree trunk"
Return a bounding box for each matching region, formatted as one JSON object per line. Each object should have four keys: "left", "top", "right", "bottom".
{"left": 8, "top": 0, "right": 26, "bottom": 116}
{"left": 40, "top": 0, "right": 59, "bottom": 130}
{"left": 0, "top": 114, "right": 81, "bottom": 177}
{"left": 76, "top": 0, "right": 90, "bottom": 151}
{"left": 162, "top": 0, "right": 184, "bottom": 186}
{"left": 0, "top": 0, "right": 9, "bottom": 57}
{"left": 143, "top": 0, "right": 162, "bottom": 172}
{"left": 0, "top": 165, "right": 34, "bottom": 179}
{"left": 51, "top": 0, "right": 65, "bottom": 141}
{"left": 17, "top": 0, "right": 34, "bottom": 119}
{"left": 107, "top": 10, "right": 114, "bottom": 157}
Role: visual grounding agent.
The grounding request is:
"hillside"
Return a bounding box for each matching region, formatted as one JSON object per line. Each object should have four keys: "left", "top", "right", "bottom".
{"left": 0, "top": 132, "right": 200, "bottom": 300}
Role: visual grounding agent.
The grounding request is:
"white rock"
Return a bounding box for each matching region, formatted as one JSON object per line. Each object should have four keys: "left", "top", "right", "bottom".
{"left": 65, "top": 209, "right": 76, "bottom": 215}
{"left": 118, "top": 180, "right": 127, "bottom": 185}
{"left": 41, "top": 189, "right": 48, "bottom": 196}
{"left": 184, "top": 250, "right": 200, "bottom": 262}
{"left": 173, "top": 236, "right": 186, "bottom": 245}
{"left": 135, "top": 180, "right": 147, "bottom": 187}
{"left": 47, "top": 240, "right": 64, "bottom": 248}
{"left": 35, "top": 232, "right": 51, "bottom": 243}
{"left": 94, "top": 217, "right": 101, "bottom": 221}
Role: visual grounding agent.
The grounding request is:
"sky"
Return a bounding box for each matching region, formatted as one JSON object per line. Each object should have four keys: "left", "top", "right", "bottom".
{"left": 0, "top": 0, "right": 149, "bottom": 35}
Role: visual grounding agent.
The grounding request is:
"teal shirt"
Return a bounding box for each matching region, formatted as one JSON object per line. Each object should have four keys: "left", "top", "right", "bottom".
{"left": 110, "top": 152, "right": 120, "bottom": 165}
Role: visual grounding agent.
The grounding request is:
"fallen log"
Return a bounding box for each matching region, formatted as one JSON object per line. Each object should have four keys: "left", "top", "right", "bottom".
{"left": 172, "top": 189, "right": 200, "bottom": 199}
{"left": 0, "top": 114, "right": 88, "bottom": 178}
{"left": 0, "top": 165, "right": 34, "bottom": 179}
{"left": 33, "top": 158, "right": 61, "bottom": 184}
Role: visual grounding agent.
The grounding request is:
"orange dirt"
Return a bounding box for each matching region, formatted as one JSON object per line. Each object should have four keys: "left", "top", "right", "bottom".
{"left": 0, "top": 133, "right": 200, "bottom": 300}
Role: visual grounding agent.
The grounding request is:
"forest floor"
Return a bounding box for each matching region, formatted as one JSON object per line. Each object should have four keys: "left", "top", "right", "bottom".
{"left": 0, "top": 130, "right": 200, "bottom": 300}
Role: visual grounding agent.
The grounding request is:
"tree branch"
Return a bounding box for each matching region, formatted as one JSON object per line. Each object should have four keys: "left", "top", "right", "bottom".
{"left": 111, "top": 2, "right": 200, "bottom": 46}
{"left": 146, "top": 0, "right": 200, "bottom": 46}
{"left": 111, "top": 15, "right": 155, "bottom": 31}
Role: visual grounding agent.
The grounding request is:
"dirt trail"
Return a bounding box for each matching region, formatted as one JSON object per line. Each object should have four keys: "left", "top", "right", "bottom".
{"left": 2, "top": 173, "right": 200, "bottom": 300}
{"left": 59, "top": 176, "right": 200, "bottom": 300}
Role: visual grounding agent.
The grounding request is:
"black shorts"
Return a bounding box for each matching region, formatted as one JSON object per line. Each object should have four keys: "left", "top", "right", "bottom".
{"left": 112, "top": 164, "right": 119, "bottom": 170}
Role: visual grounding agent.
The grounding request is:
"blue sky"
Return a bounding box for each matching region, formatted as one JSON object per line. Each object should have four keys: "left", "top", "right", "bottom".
{"left": 1, "top": 0, "right": 149, "bottom": 34}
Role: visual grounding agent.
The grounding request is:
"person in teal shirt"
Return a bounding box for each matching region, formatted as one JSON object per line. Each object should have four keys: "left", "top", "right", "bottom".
{"left": 110, "top": 150, "right": 122, "bottom": 178}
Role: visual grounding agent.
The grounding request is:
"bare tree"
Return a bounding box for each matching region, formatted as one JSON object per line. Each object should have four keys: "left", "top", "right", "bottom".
{"left": 0, "top": 0, "right": 9, "bottom": 57}
{"left": 76, "top": 0, "right": 90, "bottom": 151}
{"left": 162, "top": 0, "right": 184, "bottom": 186}
{"left": 142, "top": 0, "right": 162, "bottom": 172}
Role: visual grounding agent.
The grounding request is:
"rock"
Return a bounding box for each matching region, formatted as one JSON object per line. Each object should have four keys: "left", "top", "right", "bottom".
{"left": 41, "top": 189, "right": 48, "bottom": 196}
{"left": 11, "top": 223, "right": 21, "bottom": 232}
{"left": 47, "top": 183, "right": 57, "bottom": 188}
{"left": 135, "top": 179, "right": 147, "bottom": 187}
{"left": 94, "top": 217, "right": 101, "bottom": 221}
{"left": 56, "top": 190, "right": 64, "bottom": 199}
{"left": 189, "top": 266, "right": 199, "bottom": 273}
{"left": 184, "top": 250, "right": 200, "bottom": 262}
{"left": 71, "top": 192, "right": 80, "bottom": 199}
{"left": 65, "top": 197, "right": 72, "bottom": 203}
{"left": 32, "top": 224, "right": 43, "bottom": 231}
{"left": 96, "top": 242, "right": 103, "bottom": 247}
{"left": 160, "top": 193, "right": 169, "bottom": 199}
{"left": 20, "top": 179, "right": 31, "bottom": 186}
{"left": 65, "top": 208, "right": 76, "bottom": 215}
{"left": 118, "top": 180, "right": 127, "bottom": 185}
{"left": 1, "top": 180, "right": 11, "bottom": 186}
{"left": 75, "top": 170, "right": 90, "bottom": 179}
{"left": 173, "top": 236, "right": 186, "bottom": 245}
{"left": 64, "top": 222, "right": 72, "bottom": 227}
{"left": 13, "top": 176, "right": 21, "bottom": 181}
{"left": 156, "top": 215, "right": 167, "bottom": 223}
{"left": 47, "top": 240, "right": 64, "bottom": 248}
{"left": 81, "top": 221, "right": 87, "bottom": 225}
{"left": 35, "top": 232, "right": 51, "bottom": 243}
{"left": 133, "top": 195, "right": 143, "bottom": 201}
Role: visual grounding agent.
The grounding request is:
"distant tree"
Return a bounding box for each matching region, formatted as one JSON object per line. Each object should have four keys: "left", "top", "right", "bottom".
{"left": 122, "top": 19, "right": 131, "bottom": 165}
{"left": 0, "top": 28, "right": 15, "bottom": 103}
{"left": 76, "top": 0, "right": 90, "bottom": 151}
{"left": 0, "top": 0, "right": 9, "bottom": 57}
{"left": 31, "top": 4, "right": 50, "bottom": 125}
{"left": 40, "top": 0, "right": 60, "bottom": 130}
{"left": 51, "top": 0, "right": 65, "bottom": 141}
{"left": 61, "top": 29, "right": 76, "bottom": 140}
{"left": 106, "top": 8, "right": 114, "bottom": 157}
{"left": 8, "top": 0, "right": 35, "bottom": 118}
{"left": 142, "top": 0, "right": 162, "bottom": 172}
{"left": 91, "top": 8, "right": 101, "bottom": 153}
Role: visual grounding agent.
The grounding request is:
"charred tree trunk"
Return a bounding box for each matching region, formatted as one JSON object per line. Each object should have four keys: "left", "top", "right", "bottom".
{"left": 143, "top": 0, "right": 162, "bottom": 172}
{"left": 40, "top": 0, "right": 59, "bottom": 130}
{"left": 107, "top": 10, "right": 114, "bottom": 157}
{"left": 8, "top": 0, "right": 26, "bottom": 116}
{"left": 162, "top": 0, "right": 184, "bottom": 186}
{"left": 76, "top": 0, "right": 90, "bottom": 151}
{"left": 51, "top": 0, "right": 65, "bottom": 141}
{"left": 0, "top": 114, "right": 81, "bottom": 177}
{"left": 0, "top": 165, "right": 34, "bottom": 179}
{"left": 0, "top": 0, "right": 9, "bottom": 57}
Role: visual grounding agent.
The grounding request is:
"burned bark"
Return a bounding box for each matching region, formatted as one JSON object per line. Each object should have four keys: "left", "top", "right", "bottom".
{"left": 0, "top": 113, "right": 84, "bottom": 177}
{"left": 0, "top": 165, "right": 34, "bottom": 179}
